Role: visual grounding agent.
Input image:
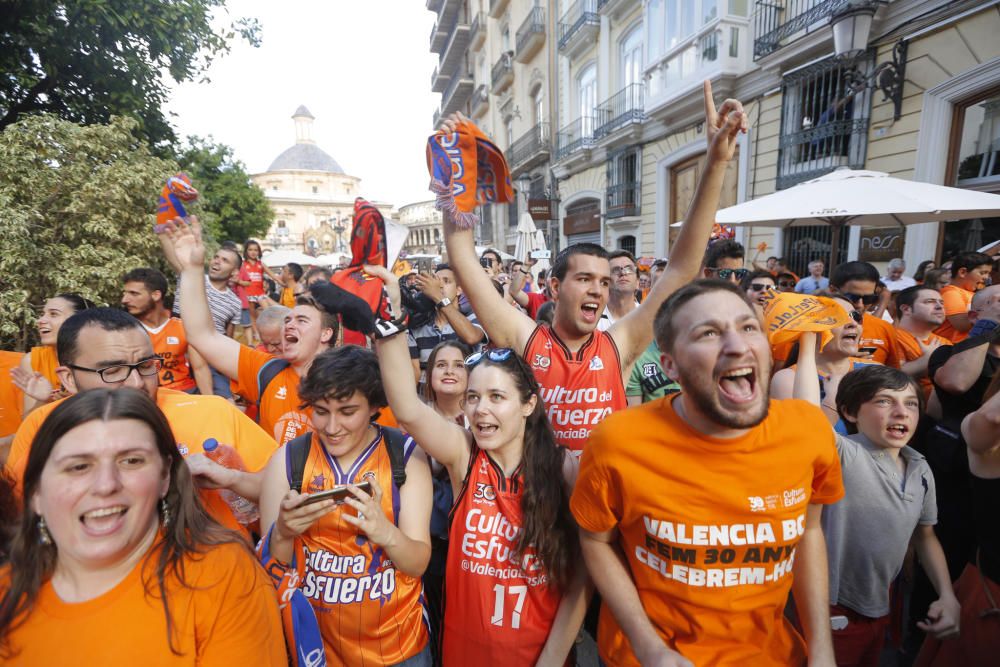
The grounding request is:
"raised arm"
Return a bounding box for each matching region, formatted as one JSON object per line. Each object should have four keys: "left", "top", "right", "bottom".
{"left": 158, "top": 217, "right": 242, "bottom": 379}
{"left": 611, "top": 80, "right": 747, "bottom": 370}
{"left": 791, "top": 504, "right": 836, "bottom": 666}
{"left": 507, "top": 267, "right": 530, "bottom": 309}
{"left": 961, "top": 386, "right": 1000, "bottom": 456}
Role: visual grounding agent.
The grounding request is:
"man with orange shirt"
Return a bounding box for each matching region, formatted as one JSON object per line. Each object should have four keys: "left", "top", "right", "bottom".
{"left": 5, "top": 308, "right": 277, "bottom": 533}
{"left": 571, "top": 280, "right": 843, "bottom": 667}
{"left": 121, "top": 267, "right": 212, "bottom": 394}
{"left": 935, "top": 251, "right": 993, "bottom": 342}
{"left": 894, "top": 285, "right": 951, "bottom": 396}
{"left": 0, "top": 351, "right": 24, "bottom": 460}
{"left": 829, "top": 261, "right": 902, "bottom": 367}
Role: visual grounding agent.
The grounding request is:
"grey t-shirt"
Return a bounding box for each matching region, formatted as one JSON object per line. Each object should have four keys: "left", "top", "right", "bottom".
{"left": 823, "top": 432, "right": 937, "bottom": 617}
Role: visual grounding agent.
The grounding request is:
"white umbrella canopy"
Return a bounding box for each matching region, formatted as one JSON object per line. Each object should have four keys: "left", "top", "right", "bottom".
{"left": 261, "top": 250, "right": 317, "bottom": 267}
{"left": 714, "top": 168, "right": 1000, "bottom": 265}
{"left": 514, "top": 212, "right": 539, "bottom": 264}
{"left": 312, "top": 252, "right": 349, "bottom": 267}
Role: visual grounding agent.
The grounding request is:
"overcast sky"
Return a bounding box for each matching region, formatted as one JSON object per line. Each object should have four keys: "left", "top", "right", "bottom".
{"left": 166, "top": 0, "right": 440, "bottom": 209}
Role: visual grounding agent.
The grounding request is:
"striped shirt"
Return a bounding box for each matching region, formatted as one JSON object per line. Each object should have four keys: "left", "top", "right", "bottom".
{"left": 407, "top": 315, "right": 484, "bottom": 371}
{"left": 172, "top": 275, "right": 242, "bottom": 334}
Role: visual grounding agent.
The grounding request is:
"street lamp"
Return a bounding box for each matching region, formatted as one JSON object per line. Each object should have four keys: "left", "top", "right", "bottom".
{"left": 829, "top": 0, "right": 907, "bottom": 121}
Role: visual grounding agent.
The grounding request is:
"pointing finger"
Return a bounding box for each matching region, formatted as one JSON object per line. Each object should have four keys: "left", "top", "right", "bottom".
{"left": 703, "top": 80, "right": 717, "bottom": 127}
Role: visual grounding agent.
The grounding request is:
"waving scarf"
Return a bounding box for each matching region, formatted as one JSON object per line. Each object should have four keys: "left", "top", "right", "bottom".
{"left": 330, "top": 198, "right": 390, "bottom": 345}
{"left": 761, "top": 290, "right": 853, "bottom": 351}
{"left": 426, "top": 119, "right": 513, "bottom": 228}
{"left": 155, "top": 173, "right": 198, "bottom": 232}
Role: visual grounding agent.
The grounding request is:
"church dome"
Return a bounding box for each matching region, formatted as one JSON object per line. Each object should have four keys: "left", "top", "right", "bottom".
{"left": 265, "top": 105, "right": 345, "bottom": 174}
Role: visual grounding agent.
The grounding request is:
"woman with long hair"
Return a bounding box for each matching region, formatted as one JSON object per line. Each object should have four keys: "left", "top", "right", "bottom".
{"left": 423, "top": 340, "right": 472, "bottom": 425}
{"left": 11, "top": 293, "right": 94, "bottom": 416}
{"left": 236, "top": 240, "right": 281, "bottom": 346}
{"left": 0, "top": 389, "right": 284, "bottom": 664}
{"left": 375, "top": 316, "right": 587, "bottom": 666}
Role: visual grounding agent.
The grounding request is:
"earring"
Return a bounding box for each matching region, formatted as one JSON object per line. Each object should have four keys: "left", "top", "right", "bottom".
{"left": 159, "top": 498, "right": 171, "bottom": 528}
{"left": 38, "top": 516, "right": 52, "bottom": 546}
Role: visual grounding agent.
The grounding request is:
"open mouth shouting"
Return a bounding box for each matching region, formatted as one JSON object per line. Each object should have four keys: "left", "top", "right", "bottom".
{"left": 80, "top": 505, "right": 128, "bottom": 537}
{"left": 885, "top": 423, "right": 910, "bottom": 441}
{"left": 474, "top": 421, "right": 499, "bottom": 438}
{"left": 580, "top": 302, "right": 600, "bottom": 324}
{"left": 717, "top": 367, "right": 758, "bottom": 404}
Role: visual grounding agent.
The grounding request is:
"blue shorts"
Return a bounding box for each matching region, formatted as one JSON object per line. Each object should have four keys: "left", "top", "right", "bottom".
{"left": 240, "top": 308, "right": 251, "bottom": 326}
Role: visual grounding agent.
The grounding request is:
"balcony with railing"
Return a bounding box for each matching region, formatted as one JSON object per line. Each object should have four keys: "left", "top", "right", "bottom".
{"left": 491, "top": 52, "right": 514, "bottom": 93}
{"left": 441, "top": 71, "right": 475, "bottom": 116}
{"left": 515, "top": 6, "right": 546, "bottom": 63}
{"left": 555, "top": 117, "right": 596, "bottom": 161}
{"left": 558, "top": 0, "right": 600, "bottom": 58}
{"left": 439, "top": 20, "right": 471, "bottom": 77}
{"left": 606, "top": 181, "right": 640, "bottom": 219}
{"left": 430, "top": 21, "right": 448, "bottom": 53}
{"left": 431, "top": 65, "right": 450, "bottom": 93}
{"left": 753, "top": 0, "right": 842, "bottom": 60}
{"left": 594, "top": 84, "right": 644, "bottom": 140}
{"left": 436, "top": 0, "right": 462, "bottom": 23}
{"left": 489, "top": 0, "right": 510, "bottom": 19}
{"left": 597, "top": 0, "right": 641, "bottom": 18}
{"left": 471, "top": 84, "right": 490, "bottom": 118}
{"left": 426, "top": 0, "right": 442, "bottom": 11}
{"left": 509, "top": 122, "right": 551, "bottom": 173}
{"left": 469, "top": 11, "right": 486, "bottom": 50}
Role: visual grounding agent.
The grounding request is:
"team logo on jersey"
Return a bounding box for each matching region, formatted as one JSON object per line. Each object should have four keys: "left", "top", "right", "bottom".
{"left": 275, "top": 385, "right": 288, "bottom": 399}
{"left": 532, "top": 353, "right": 550, "bottom": 370}
{"left": 642, "top": 362, "right": 658, "bottom": 378}
{"left": 748, "top": 496, "right": 766, "bottom": 512}
{"left": 308, "top": 473, "right": 326, "bottom": 492}
{"left": 473, "top": 483, "right": 496, "bottom": 502}
{"left": 589, "top": 357, "right": 604, "bottom": 371}
{"left": 166, "top": 336, "right": 180, "bottom": 345}
{"left": 177, "top": 443, "right": 189, "bottom": 456}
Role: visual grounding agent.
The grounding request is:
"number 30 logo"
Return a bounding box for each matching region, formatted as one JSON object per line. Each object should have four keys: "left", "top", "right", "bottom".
{"left": 474, "top": 483, "right": 496, "bottom": 501}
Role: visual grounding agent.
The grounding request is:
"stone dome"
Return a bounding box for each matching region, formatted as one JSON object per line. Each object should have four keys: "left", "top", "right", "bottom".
{"left": 266, "top": 105, "right": 345, "bottom": 173}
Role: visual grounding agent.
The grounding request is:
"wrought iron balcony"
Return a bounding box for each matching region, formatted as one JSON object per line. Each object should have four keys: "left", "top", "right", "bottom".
{"left": 594, "top": 84, "right": 644, "bottom": 139}
{"left": 489, "top": 0, "right": 510, "bottom": 19}
{"left": 508, "top": 122, "right": 551, "bottom": 172}
{"left": 558, "top": 0, "right": 600, "bottom": 57}
{"left": 491, "top": 52, "right": 514, "bottom": 93}
{"left": 469, "top": 11, "right": 486, "bottom": 50}
{"left": 606, "top": 181, "right": 640, "bottom": 219}
{"left": 441, "top": 72, "right": 474, "bottom": 117}
{"left": 431, "top": 65, "right": 450, "bottom": 93}
{"left": 470, "top": 84, "right": 490, "bottom": 118}
{"left": 515, "top": 6, "right": 546, "bottom": 63}
{"left": 776, "top": 118, "right": 869, "bottom": 189}
{"left": 555, "top": 117, "right": 596, "bottom": 160}
{"left": 597, "top": 0, "right": 641, "bottom": 16}
{"left": 426, "top": 0, "right": 442, "bottom": 11}
{"left": 439, "top": 21, "right": 471, "bottom": 77}
{"left": 430, "top": 21, "right": 447, "bottom": 53}
{"left": 754, "top": 0, "right": 844, "bottom": 60}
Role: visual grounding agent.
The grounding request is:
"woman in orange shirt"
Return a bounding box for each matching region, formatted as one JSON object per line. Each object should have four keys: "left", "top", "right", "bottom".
{"left": 375, "top": 321, "right": 588, "bottom": 666}
{"left": 0, "top": 388, "right": 285, "bottom": 665}
{"left": 11, "top": 293, "right": 94, "bottom": 417}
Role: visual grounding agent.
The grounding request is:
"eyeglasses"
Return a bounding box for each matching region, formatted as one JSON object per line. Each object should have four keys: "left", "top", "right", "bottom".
{"left": 749, "top": 283, "right": 773, "bottom": 291}
{"left": 707, "top": 268, "right": 749, "bottom": 281}
{"left": 611, "top": 266, "right": 637, "bottom": 277}
{"left": 848, "top": 310, "right": 863, "bottom": 324}
{"left": 841, "top": 292, "right": 879, "bottom": 306}
{"left": 66, "top": 357, "right": 164, "bottom": 384}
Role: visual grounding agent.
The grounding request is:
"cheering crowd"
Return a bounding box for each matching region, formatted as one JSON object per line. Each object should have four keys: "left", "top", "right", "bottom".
{"left": 0, "top": 82, "right": 997, "bottom": 667}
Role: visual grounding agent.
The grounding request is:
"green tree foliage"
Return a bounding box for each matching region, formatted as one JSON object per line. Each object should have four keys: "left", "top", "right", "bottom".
{"left": 175, "top": 136, "right": 273, "bottom": 244}
{"left": 0, "top": 0, "right": 261, "bottom": 146}
{"left": 0, "top": 114, "right": 177, "bottom": 350}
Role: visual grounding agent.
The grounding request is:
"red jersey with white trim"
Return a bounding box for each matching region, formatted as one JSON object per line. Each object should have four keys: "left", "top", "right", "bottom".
{"left": 293, "top": 428, "right": 428, "bottom": 665}
{"left": 144, "top": 317, "right": 195, "bottom": 392}
{"left": 523, "top": 325, "right": 627, "bottom": 453}
{"left": 442, "top": 447, "right": 563, "bottom": 666}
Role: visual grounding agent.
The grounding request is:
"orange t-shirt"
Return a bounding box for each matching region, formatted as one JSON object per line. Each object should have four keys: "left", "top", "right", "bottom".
{"left": 571, "top": 397, "right": 844, "bottom": 667}
{"left": 293, "top": 429, "right": 428, "bottom": 664}
{"left": 144, "top": 317, "right": 196, "bottom": 392}
{"left": 861, "top": 313, "right": 902, "bottom": 368}
{"left": 0, "top": 351, "right": 24, "bottom": 439}
{"left": 935, "top": 285, "right": 974, "bottom": 342}
{"left": 895, "top": 329, "right": 952, "bottom": 397}
{"left": 6, "top": 389, "right": 278, "bottom": 533}
{"left": 29, "top": 346, "right": 60, "bottom": 391}
{"left": 1, "top": 541, "right": 285, "bottom": 666}
{"left": 236, "top": 346, "right": 311, "bottom": 446}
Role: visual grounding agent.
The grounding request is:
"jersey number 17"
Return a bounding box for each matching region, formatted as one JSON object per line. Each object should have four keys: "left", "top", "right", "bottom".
{"left": 491, "top": 584, "right": 527, "bottom": 629}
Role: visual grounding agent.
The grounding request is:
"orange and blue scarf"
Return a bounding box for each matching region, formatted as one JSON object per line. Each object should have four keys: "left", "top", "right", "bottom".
{"left": 426, "top": 119, "right": 513, "bottom": 228}
{"left": 155, "top": 173, "right": 198, "bottom": 232}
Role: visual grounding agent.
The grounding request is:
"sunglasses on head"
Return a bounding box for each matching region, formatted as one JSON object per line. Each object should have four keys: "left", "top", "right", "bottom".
{"left": 841, "top": 292, "right": 879, "bottom": 306}
{"left": 465, "top": 348, "right": 514, "bottom": 366}
{"left": 708, "top": 268, "right": 749, "bottom": 281}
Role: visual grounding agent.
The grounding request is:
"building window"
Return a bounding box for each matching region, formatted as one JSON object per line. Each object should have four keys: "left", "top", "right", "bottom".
{"left": 505, "top": 118, "right": 514, "bottom": 149}
{"left": 776, "top": 54, "right": 873, "bottom": 190}
{"left": 607, "top": 146, "right": 641, "bottom": 218}
{"left": 533, "top": 89, "right": 544, "bottom": 126}
{"left": 578, "top": 63, "right": 597, "bottom": 136}
{"left": 502, "top": 24, "right": 511, "bottom": 52}
{"left": 619, "top": 235, "right": 637, "bottom": 256}
{"left": 508, "top": 201, "right": 518, "bottom": 229}
{"left": 621, "top": 25, "right": 644, "bottom": 89}
{"left": 312, "top": 186, "right": 318, "bottom": 194}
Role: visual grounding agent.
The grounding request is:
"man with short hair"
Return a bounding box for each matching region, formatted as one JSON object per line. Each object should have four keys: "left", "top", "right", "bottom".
{"left": 894, "top": 285, "right": 951, "bottom": 395}
{"left": 5, "top": 308, "right": 278, "bottom": 533}
{"left": 121, "top": 267, "right": 212, "bottom": 395}
{"left": 440, "top": 83, "right": 747, "bottom": 452}
{"left": 408, "top": 263, "right": 485, "bottom": 383}
{"left": 599, "top": 250, "right": 640, "bottom": 331}
{"left": 935, "top": 251, "right": 993, "bottom": 342}
{"left": 626, "top": 263, "right": 679, "bottom": 405}
{"left": 883, "top": 258, "right": 916, "bottom": 292}
{"left": 572, "top": 280, "right": 843, "bottom": 666}
{"left": 303, "top": 266, "right": 333, "bottom": 286}
{"left": 795, "top": 260, "right": 829, "bottom": 294}
{"left": 255, "top": 305, "right": 292, "bottom": 355}
{"left": 702, "top": 240, "right": 747, "bottom": 284}
{"left": 829, "top": 261, "right": 903, "bottom": 368}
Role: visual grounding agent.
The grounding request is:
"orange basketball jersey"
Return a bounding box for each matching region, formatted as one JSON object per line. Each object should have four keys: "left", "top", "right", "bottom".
{"left": 523, "top": 325, "right": 627, "bottom": 453}
{"left": 144, "top": 317, "right": 196, "bottom": 392}
{"left": 443, "top": 447, "right": 563, "bottom": 666}
{"left": 291, "top": 429, "right": 428, "bottom": 665}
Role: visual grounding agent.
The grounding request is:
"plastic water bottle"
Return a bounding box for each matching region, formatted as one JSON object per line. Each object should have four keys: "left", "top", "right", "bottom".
{"left": 202, "top": 438, "right": 259, "bottom": 525}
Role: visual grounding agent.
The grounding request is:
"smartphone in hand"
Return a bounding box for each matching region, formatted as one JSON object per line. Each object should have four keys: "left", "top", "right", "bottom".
{"left": 299, "top": 481, "right": 374, "bottom": 507}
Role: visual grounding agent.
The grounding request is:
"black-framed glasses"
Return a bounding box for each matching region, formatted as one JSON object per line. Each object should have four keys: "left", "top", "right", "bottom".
{"left": 848, "top": 310, "right": 863, "bottom": 324}
{"left": 611, "top": 266, "right": 637, "bottom": 277}
{"left": 66, "top": 357, "right": 163, "bottom": 384}
{"left": 749, "top": 283, "right": 772, "bottom": 291}
{"left": 841, "top": 292, "right": 879, "bottom": 306}
{"left": 707, "top": 267, "right": 749, "bottom": 281}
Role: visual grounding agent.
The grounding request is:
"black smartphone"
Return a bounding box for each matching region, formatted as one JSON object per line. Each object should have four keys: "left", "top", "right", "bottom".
{"left": 859, "top": 346, "right": 878, "bottom": 356}
{"left": 299, "top": 481, "right": 373, "bottom": 507}
{"left": 480, "top": 256, "right": 492, "bottom": 269}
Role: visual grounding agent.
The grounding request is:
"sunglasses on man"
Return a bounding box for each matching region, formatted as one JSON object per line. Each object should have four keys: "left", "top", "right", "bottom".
{"left": 706, "top": 267, "right": 749, "bottom": 281}
{"left": 840, "top": 292, "right": 879, "bottom": 306}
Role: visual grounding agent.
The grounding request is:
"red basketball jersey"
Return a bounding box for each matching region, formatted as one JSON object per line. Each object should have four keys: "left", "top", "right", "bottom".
{"left": 522, "top": 325, "right": 627, "bottom": 453}
{"left": 145, "top": 317, "right": 195, "bottom": 392}
{"left": 442, "top": 447, "right": 563, "bottom": 666}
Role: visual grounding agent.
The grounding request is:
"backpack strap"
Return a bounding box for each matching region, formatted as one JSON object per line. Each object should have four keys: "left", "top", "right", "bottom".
{"left": 284, "top": 432, "right": 314, "bottom": 493}
{"left": 254, "top": 358, "right": 291, "bottom": 424}
{"left": 380, "top": 426, "right": 414, "bottom": 489}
